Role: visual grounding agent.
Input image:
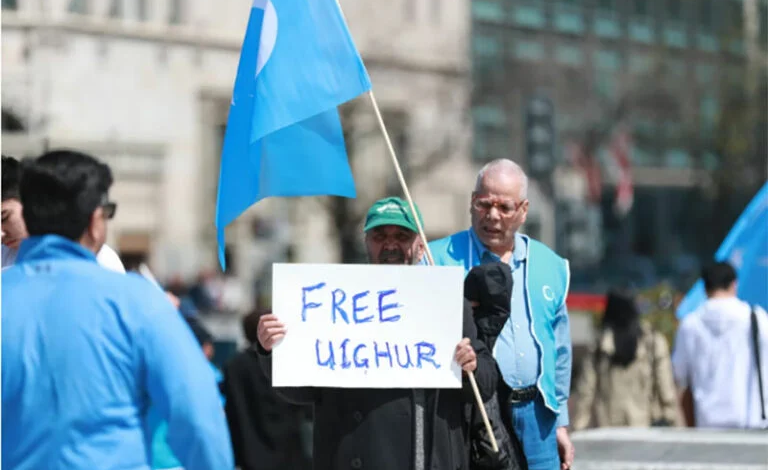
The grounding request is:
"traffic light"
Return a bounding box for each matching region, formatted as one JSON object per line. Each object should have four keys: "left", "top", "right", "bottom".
{"left": 525, "top": 95, "right": 555, "bottom": 179}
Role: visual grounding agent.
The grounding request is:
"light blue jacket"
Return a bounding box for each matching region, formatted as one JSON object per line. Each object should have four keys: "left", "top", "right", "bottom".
{"left": 429, "top": 229, "right": 571, "bottom": 415}
{"left": 2, "top": 235, "right": 234, "bottom": 470}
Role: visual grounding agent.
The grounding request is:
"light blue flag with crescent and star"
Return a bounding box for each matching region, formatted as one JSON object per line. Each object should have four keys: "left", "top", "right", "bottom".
{"left": 216, "top": 0, "right": 371, "bottom": 269}
{"left": 676, "top": 182, "right": 768, "bottom": 319}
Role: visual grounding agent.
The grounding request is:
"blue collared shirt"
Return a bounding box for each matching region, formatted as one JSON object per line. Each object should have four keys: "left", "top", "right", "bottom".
{"left": 2, "top": 235, "right": 234, "bottom": 470}
{"left": 467, "top": 230, "right": 571, "bottom": 427}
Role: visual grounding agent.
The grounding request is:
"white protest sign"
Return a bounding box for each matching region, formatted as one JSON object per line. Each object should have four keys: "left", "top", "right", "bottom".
{"left": 271, "top": 263, "right": 465, "bottom": 389}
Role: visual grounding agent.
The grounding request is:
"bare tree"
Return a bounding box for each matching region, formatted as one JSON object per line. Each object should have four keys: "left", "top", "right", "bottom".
{"left": 317, "top": 89, "right": 470, "bottom": 263}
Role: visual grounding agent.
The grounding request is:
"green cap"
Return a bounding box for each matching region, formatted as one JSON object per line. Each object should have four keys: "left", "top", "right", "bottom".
{"left": 364, "top": 197, "right": 424, "bottom": 234}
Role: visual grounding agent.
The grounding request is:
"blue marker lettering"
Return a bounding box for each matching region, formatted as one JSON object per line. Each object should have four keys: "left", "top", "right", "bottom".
{"left": 331, "top": 288, "right": 350, "bottom": 324}
{"left": 415, "top": 341, "right": 441, "bottom": 369}
{"left": 377, "top": 289, "right": 402, "bottom": 323}
{"left": 374, "top": 341, "right": 393, "bottom": 368}
{"left": 315, "top": 339, "right": 336, "bottom": 370}
{"left": 394, "top": 344, "right": 413, "bottom": 369}
{"left": 353, "top": 344, "right": 369, "bottom": 369}
{"left": 339, "top": 338, "right": 352, "bottom": 369}
{"left": 352, "top": 290, "right": 373, "bottom": 324}
{"left": 301, "top": 282, "right": 326, "bottom": 322}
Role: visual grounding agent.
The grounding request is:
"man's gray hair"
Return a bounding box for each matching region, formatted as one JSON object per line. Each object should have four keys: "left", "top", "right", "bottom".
{"left": 474, "top": 159, "right": 529, "bottom": 200}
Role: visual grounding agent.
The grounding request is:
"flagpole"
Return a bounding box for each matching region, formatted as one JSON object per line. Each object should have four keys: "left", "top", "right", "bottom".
{"left": 367, "top": 90, "right": 499, "bottom": 453}
{"left": 367, "top": 91, "right": 434, "bottom": 265}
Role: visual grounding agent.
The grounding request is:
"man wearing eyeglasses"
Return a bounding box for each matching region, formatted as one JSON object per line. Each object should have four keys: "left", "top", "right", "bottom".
{"left": 1, "top": 155, "right": 125, "bottom": 273}
{"left": 429, "top": 159, "right": 574, "bottom": 470}
{"left": 2, "top": 150, "right": 233, "bottom": 470}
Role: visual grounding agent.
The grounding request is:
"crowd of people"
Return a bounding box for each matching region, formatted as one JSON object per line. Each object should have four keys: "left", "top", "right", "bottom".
{"left": 2, "top": 150, "right": 766, "bottom": 470}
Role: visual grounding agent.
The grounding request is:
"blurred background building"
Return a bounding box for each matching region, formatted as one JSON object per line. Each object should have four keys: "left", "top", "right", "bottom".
{"left": 2, "top": 0, "right": 767, "bottom": 349}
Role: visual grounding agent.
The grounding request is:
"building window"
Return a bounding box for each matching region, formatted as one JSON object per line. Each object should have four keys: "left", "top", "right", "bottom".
{"left": 68, "top": 0, "right": 88, "bottom": 13}
{"left": 472, "top": 33, "right": 502, "bottom": 57}
{"left": 595, "top": 49, "right": 621, "bottom": 71}
{"left": 2, "top": 0, "right": 17, "bottom": 10}
{"left": 595, "top": 49, "right": 621, "bottom": 99}
{"left": 556, "top": 45, "right": 583, "bottom": 67}
{"left": 594, "top": 0, "right": 620, "bottom": 38}
{"left": 663, "top": 0, "right": 687, "bottom": 47}
{"left": 665, "top": 149, "right": 690, "bottom": 168}
{"left": 514, "top": 40, "right": 545, "bottom": 61}
{"left": 472, "top": 0, "right": 504, "bottom": 23}
{"left": 108, "top": 0, "right": 123, "bottom": 18}
{"left": 169, "top": 0, "right": 183, "bottom": 24}
{"left": 512, "top": 4, "right": 546, "bottom": 29}
{"left": 630, "top": 0, "right": 655, "bottom": 43}
{"left": 554, "top": 1, "right": 585, "bottom": 34}
{"left": 473, "top": 105, "right": 506, "bottom": 127}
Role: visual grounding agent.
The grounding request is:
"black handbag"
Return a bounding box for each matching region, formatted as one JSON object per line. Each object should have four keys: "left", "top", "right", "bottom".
{"left": 468, "top": 389, "right": 527, "bottom": 470}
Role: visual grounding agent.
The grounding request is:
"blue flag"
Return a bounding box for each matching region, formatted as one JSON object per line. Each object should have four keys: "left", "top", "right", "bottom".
{"left": 216, "top": 0, "right": 372, "bottom": 269}
{"left": 676, "top": 182, "right": 768, "bottom": 319}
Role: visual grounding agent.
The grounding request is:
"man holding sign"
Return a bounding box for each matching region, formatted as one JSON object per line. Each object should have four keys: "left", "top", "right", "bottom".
{"left": 257, "top": 197, "right": 498, "bottom": 470}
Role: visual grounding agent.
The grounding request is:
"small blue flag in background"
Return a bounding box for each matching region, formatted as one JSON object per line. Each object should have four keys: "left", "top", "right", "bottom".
{"left": 676, "top": 182, "right": 768, "bottom": 319}
{"left": 216, "top": 0, "right": 372, "bottom": 269}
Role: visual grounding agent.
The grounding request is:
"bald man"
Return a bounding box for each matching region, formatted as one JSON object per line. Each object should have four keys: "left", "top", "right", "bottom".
{"left": 429, "top": 159, "right": 574, "bottom": 470}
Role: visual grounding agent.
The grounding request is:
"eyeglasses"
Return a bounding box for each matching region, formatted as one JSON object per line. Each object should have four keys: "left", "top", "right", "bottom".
{"left": 471, "top": 195, "right": 525, "bottom": 217}
{"left": 101, "top": 202, "right": 117, "bottom": 220}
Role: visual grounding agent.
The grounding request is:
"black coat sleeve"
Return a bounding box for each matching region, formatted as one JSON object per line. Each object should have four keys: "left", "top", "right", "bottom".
{"left": 256, "top": 343, "right": 318, "bottom": 405}
{"left": 461, "top": 299, "right": 498, "bottom": 402}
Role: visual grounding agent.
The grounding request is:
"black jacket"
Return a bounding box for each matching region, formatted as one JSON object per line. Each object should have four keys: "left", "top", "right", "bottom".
{"left": 258, "top": 299, "right": 497, "bottom": 470}
{"left": 223, "top": 348, "right": 311, "bottom": 470}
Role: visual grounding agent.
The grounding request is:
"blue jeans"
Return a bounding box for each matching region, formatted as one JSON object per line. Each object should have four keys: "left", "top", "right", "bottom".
{"left": 509, "top": 396, "right": 559, "bottom": 470}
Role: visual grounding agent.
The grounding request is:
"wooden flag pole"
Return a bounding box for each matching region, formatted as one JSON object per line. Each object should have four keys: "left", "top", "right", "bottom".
{"left": 367, "top": 90, "right": 499, "bottom": 453}
{"left": 367, "top": 90, "right": 434, "bottom": 266}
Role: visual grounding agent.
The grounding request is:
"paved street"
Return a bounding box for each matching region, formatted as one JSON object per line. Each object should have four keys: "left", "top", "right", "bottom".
{"left": 572, "top": 428, "right": 768, "bottom": 470}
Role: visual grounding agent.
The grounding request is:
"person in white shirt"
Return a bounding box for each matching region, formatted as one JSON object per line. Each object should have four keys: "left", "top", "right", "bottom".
{"left": 672, "top": 261, "right": 768, "bottom": 429}
{"left": 2, "top": 155, "right": 125, "bottom": 273}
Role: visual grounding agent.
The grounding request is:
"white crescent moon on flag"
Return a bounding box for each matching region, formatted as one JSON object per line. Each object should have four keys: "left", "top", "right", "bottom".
{"left": 252, "top": 0, "right": 278, "bottom": 77}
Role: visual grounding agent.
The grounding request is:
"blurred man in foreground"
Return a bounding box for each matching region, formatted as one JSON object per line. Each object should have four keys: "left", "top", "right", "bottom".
{"left": 2, "top": 154, "right": 125, "bottom": 272}
{"left": 1, "top": 150, "right": 233, "bottom": 470}
{"left": 257, "top": 197, "right": 498, "bottom": 470}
